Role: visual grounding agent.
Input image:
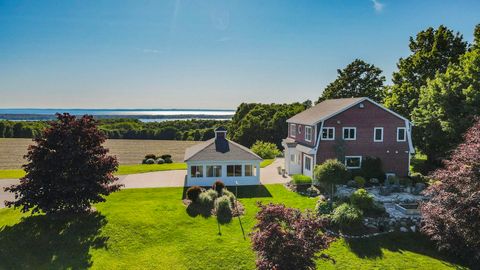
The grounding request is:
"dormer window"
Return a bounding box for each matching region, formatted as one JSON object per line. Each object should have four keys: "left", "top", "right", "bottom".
{"left": 290, "top": 124, "right": 297, "bottom": 137}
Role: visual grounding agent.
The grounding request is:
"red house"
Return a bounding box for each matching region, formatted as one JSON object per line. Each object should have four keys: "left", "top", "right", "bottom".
{"left": 282, "top": 97, "right": 414, "bottom": 179}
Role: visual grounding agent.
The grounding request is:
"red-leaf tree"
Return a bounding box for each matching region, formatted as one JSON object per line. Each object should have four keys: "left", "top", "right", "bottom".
{"left": 4, "top": 113, "right": 121, "bottom": 214}
{"left": 421, "top": 117, "right": 480, "bottom": 265}
{"left": 250, "top": 203, "right": 333, "bottom": 270}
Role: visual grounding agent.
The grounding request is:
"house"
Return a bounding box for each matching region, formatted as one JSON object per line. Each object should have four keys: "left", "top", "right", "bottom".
{"left": 282, "top": 97, "right": 414, "bottom": 179}
{"left": 184, "top": 127, "right": 262, "bottom": 186}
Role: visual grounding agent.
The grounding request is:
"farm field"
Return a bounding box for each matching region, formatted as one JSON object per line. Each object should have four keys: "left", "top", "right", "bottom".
{"left": 0, "top": 138, "right": 198, "bottom": 169}
{"left": 0, "top": 184, "right": 466, "bottom": 269}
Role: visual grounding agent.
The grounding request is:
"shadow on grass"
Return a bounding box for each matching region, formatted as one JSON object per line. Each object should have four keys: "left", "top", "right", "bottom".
{"left": 345, "top": 232, "right": 469, "bottom": 268}
{"left": 182, "top": 185, "right": 272, "bottom": 200}
{"left": 186, "top": 203, "right": 212, "bottom": 218}
{"left": 0, "top": 212, "right": 108, "bottom": 269}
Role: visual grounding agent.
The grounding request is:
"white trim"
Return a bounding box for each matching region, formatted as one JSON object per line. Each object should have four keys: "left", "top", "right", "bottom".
{"left": 321, "top": 127, "right": 335, "bottom": 140}
{"left": 304, "top": 126, "right": 313, "bottom": 142}
{"left": 345, "top": 156, "right": 362, "bottom": 169}
{"left": 373, "top": 127, "right": 384, "bottom": 142}
{"left": 297, "top": 125, "right": 302, "bottom": 134}
{"left": 342, "top": 127, "right": 357, "bottom": 140}
{"left": 397, "top": 127, "right": 407, "bottom": 142}
{"left": 290, "top": 123, "right": 296, "bottom": 137}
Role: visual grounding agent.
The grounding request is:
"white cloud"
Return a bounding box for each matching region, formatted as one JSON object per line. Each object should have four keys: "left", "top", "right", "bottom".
{"left": 372, "top": 0, "right": 384, "bottom": 13}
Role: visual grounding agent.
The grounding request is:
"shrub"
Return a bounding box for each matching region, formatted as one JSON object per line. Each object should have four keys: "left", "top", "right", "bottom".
{"left": 145, "top": 158, "right": 155, "bottom": 164}
{"left": 186, "top": 186, "right": 202, "bottom": 202}
{"left": 410, "top": 172, "right": 428, "bottom": 185}
{"left": 222, "top": 189, "right": 236, "bottom": 205}
{"left": 204, "top": 189, "right": 218, "bottom": 201}
{"left": 354, "top": 176, "right": 366, "bottom": 188}
{"left": 198, "top": 192, "right": 214, "bottom": 208}
{"left": 144, "top": 154, "right": 156, "bottom": 160}
{"left": 292, "top": 174, "right": 312, "bottom": 185}
{"left": 350, "top": 189, "right": 374, "bottom": 211}
{"left": 215, "top": 195, "right": 232, "bottom": 217}
{"left": 314, "top": 159, "right": 349, "bottom": 195}
{"left": 213, "top": 180, "right": 225, "bottom": 193}
{"left": 164, "top": 157, "right": 173, "bottom": 163}
{"left": 360, "top": 156, "right": 385, "bottom": 181}
{"left": 156, "top": 158, "right": 165, "bottom": 164}
{"left": 331, "top": 203, "right": 363, "bottom": 228}
{"left": 306, "top": 186, "right": 320, "bottom": 197}
{"left": 251, "top": 203, "right": 332, "bottom": 270}
{"left": 315, "top": 197, "right": 333, "bottom": 215}
{"left": 250, "top": 140, "right": 281, "bottom": 159}
{"left": 160, "top": 154, "right": 172, "bottom": 160}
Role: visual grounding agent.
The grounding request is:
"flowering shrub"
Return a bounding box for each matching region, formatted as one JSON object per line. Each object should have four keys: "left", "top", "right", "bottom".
{"left": 251, "top": 203, "right": 332, "bottom": 270}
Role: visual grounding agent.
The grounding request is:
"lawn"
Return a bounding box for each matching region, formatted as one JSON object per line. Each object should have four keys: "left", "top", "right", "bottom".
{"left": 0, "top": 184, "right": 466, "bottom": 270}
{"left": 0, "top": 159, "right": 276, "bottom": 179}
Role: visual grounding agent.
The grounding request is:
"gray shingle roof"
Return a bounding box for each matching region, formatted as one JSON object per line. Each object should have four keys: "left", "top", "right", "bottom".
{"left": 184, "top": 138, "right": 262, "bottom": 162}
{"left": 287, "top": 97, "right": 365, "bottom": 125}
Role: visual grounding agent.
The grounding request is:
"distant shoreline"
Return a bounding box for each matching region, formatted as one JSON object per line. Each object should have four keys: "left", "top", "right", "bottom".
{"left": 0, "top": 114, "right": 233, "bottom": 121}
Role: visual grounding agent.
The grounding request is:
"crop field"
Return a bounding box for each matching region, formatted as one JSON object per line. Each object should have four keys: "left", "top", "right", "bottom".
{"left": 0, "top": 138, "right": 198, "bottom": 169}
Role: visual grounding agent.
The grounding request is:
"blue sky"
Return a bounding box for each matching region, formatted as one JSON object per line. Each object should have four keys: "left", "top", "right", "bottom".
{"left": 0, "top": 0, "right": 479, "bottom": 109}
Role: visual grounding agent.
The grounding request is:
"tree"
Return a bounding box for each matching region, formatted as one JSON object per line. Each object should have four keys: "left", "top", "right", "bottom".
{"left": 420, "top": 118, "right": 480, "bottom": 266}
{"left": 4, "top": 113, "right": 121, "bottom": 215}
{"left": 250, "top": 203, "right": 332, "bottom": 270}
{"left": 316, "top": 59, "right": 386, "bottom": 104}
{"left": 412, "top": 33, "right": 480, "bottom": 164}
{"left": 250, "top": 140, "right": 281, "bottom": 159}
{"left": 384, "top": 25, "right": 467, "bottom": 117}
{"left": 314, "top": 159, "right": 350, "bottom": 197}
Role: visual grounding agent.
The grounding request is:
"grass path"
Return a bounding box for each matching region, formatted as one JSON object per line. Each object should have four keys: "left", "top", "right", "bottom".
{"left": 0, "top": 184, "right": 466, "bottom": 269}
{"left": 0, "top": 159, "right": 275, "bottom": 179}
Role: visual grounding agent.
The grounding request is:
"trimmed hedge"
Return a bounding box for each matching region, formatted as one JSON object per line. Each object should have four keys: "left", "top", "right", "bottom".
{"left": 292, "top": 174, "right": 312, "bottom": 185}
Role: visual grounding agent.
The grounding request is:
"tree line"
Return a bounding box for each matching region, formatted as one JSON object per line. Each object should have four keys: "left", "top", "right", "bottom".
{"left": 0, "top": 119, "right": 227, "bottom": 141}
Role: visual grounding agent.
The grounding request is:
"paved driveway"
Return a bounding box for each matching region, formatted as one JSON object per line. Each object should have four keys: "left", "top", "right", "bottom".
{"left": 0, "top": 158, "right": 290, "bottom": 208}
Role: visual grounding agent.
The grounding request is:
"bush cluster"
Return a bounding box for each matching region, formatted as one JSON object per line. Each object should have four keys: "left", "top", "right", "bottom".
{"left": 250, "top": 140, "right": 281, "bottom": 159}
{"left": 331, "top": 203, "right": 363, "bottom": 228}
{"left": 142, "top": 154, "right": 173, "bottom": 164}
{"left": 186, "top": 186, "right": 203, "bottom": 202}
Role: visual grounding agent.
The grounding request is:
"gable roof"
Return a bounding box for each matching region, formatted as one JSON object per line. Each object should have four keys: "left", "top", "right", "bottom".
{"left": 184, "top": 138, "right": 262, "bottom": 162}
{"left": 287, "top": 97, "right": 410, "bottom": 126}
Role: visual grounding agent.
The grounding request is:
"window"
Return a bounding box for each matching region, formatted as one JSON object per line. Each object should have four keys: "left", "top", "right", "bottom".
{"left": 245, "top": 164, "right": 256, "bottom": 176}
{"left": 206, "top": 165, "right": 222, "bottom": 177}
{"left": 374, "top": 127, "right": 383, "bottom": 142}
{"left": 305, "top": 126, "right": 312, "bottom": 142}
{"left": 397, "top": 127, "right": 406, "bottom": 142}
{"left": 190, "top": 166, "right": 203, "bottom": 178}
{"left": 297, "top": 125, "right": 302, "bottom": 134}
{"left": 290, "top": 124, "right": 296, "bottom": 137}
{"left": 304, "top": 156, "right": 312, "bottom": 171}
{"left": 345, "top": 156, "right": 362, "bottom": 169}
{"left": 321, "top": 127, "right": 335, "bottom": 140}
{"left": 227, "top": 165, "right": 242, "bottom": 177}
{"left": 342, "top": 127, "right": 356, "bottom": 140}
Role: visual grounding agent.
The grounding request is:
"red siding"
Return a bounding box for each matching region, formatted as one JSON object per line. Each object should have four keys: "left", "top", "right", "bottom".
{"left": 289, "top": 123, "right": 316, "bottom": 147}
{"left": 316, "top": 100, "right": 410, "bottom": 176}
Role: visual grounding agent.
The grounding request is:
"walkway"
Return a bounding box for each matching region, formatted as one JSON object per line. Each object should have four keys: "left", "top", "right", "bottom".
{"left": 0, "top": 158, "right": 290, "bottom": 208}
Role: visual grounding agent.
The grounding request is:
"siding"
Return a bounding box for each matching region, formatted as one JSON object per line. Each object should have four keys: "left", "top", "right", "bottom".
{"left": 288, "top": 123, "right": 316, "bottom": 147}
{"left": 316, "top": 100, "right": 410, "bottom": 176}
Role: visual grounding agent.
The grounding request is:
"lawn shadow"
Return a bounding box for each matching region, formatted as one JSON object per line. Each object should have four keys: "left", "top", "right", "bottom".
{"left": 182, "top": 184, "right": 272, "bottom": 200}
{"left": 345, "top": 232, "right": 469, "bottom": 268}
{"left": 0, "top": 212, "right": 109, "bottom": 269}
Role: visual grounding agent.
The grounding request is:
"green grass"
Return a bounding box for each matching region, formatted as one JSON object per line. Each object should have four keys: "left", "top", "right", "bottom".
{"left": 0, "top": 184, "right": 466, "bottom": 269}
{"left": 292, "top": 174, "right": 313, "bottom": 185}
{"left": 260, "top": 159, "right": 274, "bottom": 168}
{"left": 0, "top": 160, "right": 276, "bottom": 179}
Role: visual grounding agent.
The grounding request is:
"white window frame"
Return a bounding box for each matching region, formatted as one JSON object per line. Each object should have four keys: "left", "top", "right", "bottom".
{"left": 304, "top": 126, "right": 312, "bottom": 142}
{"left": 190, "top": 165, "right": 203, "bottom": 178}
{"left": 397, "top": 127, "right": 407, "bottom": 142}
{"left": 244, "top": 164, "right": 254, "bottom": 177}
{"left": 297, "top": 125, "right": 302, "bottom": 134}
{"left": 374, "top": 127, "right": 384, "bottom": 142}
{"left": 290, "top": 124, "right": 296, "bottom": 137}
{"left": 342, "top": 127, "right": 357, "bottom": 140}
{"left": 206, "top": 165, "right": 222, "bottom": 178}
{"left": 345, "top": 156, "right": 362, "bottom": 169}
{"left": 321, "top": 127, "right": 335, "bottom": 140}
{"left": 227, "top": 164, "right": 242, "bottom": 177}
